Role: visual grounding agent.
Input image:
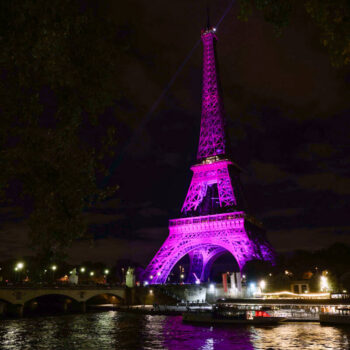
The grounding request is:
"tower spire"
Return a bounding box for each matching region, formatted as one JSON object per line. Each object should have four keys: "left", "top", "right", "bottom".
{"left": 197, "top": 24, "right": 226, "bottom": 161}
{"left": 206, "top": 6, "right": 211, "bottom": 30}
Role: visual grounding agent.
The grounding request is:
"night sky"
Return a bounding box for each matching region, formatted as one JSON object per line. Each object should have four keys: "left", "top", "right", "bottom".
{"left": 1, "top": 1, "right": 349, "bottom": 266}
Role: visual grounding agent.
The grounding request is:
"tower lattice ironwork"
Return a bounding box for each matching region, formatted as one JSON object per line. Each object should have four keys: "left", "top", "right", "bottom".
{"left": 143, "top": 25, "right": 274, "bottom": 285}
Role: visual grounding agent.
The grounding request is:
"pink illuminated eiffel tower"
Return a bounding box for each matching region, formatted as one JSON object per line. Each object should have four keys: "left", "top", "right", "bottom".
{"left": 143, "top": 24, "right": 274, "bottom": 285}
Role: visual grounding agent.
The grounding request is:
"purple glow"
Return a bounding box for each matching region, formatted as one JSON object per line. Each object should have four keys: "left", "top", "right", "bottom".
{"left": 143, "top": 27, "right": 274, "bottom": 284}
{"left": 144, "top": 212, "right": 273, "bottom": 284}
{"left": 197, "top": 29, "right": 225, "bottom": 161}
{"left": 181, "top": 160, "right": 236, "bottom": 214}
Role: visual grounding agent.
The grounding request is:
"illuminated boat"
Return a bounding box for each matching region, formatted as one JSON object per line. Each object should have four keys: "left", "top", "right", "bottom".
{"left": 183, "top": 306, "right": 285, "bottom": 325}
{"left": 320, "top": 308, "right": 350, "bottom": 324}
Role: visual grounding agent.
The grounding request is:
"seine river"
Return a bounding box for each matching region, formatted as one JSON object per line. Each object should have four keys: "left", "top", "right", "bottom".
{"left": 0, "top": 311, "right": 349, "bottom": 349}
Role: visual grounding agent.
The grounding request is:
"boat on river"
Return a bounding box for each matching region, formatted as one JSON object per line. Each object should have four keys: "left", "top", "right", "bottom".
{"left": 183, "top": 305, "right": 285, "bottom": 325}
{"left": 320, "top": 308, "right": 350, "bottom": 325}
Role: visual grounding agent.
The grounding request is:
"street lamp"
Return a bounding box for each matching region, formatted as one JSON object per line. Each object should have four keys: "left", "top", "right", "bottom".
{"left": 14, "top": 266, "right": 18, "bottom": 282}
{"left": 80, "top": 267, "right": 85, "bottom": 273}
{"left": 259, "top": 280, "right": 266, "bottom": 292}
{"left": 15, "top": 262, "right": 24, "bottom": 282}
{"left": 320, "top": 276, "right": 329, "bottom": 292}
{"left": 90, "top": 271, "right": 94, "bottom": 277}
{"left": 51, "top": 265, "right": 57, "bottom": 282}
{"left": 104, "top": 269, "right": 109, "bottom": 284}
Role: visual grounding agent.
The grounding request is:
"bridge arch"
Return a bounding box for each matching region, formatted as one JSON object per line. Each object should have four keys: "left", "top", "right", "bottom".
{"left": 0, "top": 297, "right": 12, "bottom": 305}
{"left": 85, "top": 292, "right": 124, "bottom": 304}
{"left": 24, "top": 293, "right": 80, "bottom": 305}
{"left": 22, "top": 291, "right": 80, "bottom": 305}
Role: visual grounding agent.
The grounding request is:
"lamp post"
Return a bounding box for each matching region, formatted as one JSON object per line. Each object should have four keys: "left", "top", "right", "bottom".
{"left": 320, "top": 276, "right": 329, "bottom": 292}
{"left": 259, "top": 280, "right": 266, "bottom": 293}
{"left": 14, "top": 266, "right": 18, "bottom": 282}
{"left": 15, "top": 262, "right": 24, "bottom": 283}
{"left": 104, "top": 269, "right": 109, "bottom": 284}
{"left": 51, "top": 265, "right": 57, "bottom": 282}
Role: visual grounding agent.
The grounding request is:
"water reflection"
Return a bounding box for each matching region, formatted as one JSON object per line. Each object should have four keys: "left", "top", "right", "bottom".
{"left": 251, "top": 323, "right": 350, "bottom": 349}
{"left": 0, "top": 312, "right": 349, "bottom": 350}
{"left": 162, "top": 316, "right": 254, "bottom": 350}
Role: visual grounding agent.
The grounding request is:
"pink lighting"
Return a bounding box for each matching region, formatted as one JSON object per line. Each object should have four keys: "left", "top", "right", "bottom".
{"left": 143, "top": 26, "right": 274, "bottom": 285}
{"left": 197, "top": 29, "right": 225, "bottom": 161}
{"left": 181, "top": 160, "right": 236, "bottom": 214}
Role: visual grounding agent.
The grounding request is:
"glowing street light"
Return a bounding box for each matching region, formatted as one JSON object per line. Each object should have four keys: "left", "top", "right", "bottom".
{"left": 249, "top": 282, "right": 256, "bottom": 295}
{"left": 90, "top": 271, "right": 94, "bottom": 276}
{"left": 320, "top": 276, "right": 329, "bottom": 292}
{"left": 14, "top": 265, "right": 20, "bottom": 282}
{"left": 180, "top": 274, "right": 185, "bottom": 279}
{"left": 16, "top": 262, "right": 24, "bottom": 270}
{"left": 80, "top": 267, "right": 85, "bottom": 273}
{"left": 104, "top": 269, "right": 109, "bottom": 275}
{"left": 259, "top": 280, "right": 266, "bottom": 291}
{"left": 50, "top": 265, "right": 57, "bottom": 282}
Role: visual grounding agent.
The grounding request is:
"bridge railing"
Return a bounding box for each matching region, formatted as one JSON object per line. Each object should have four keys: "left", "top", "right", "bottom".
{"left": 0, "top": 283, "right": 124, "bottom": 290}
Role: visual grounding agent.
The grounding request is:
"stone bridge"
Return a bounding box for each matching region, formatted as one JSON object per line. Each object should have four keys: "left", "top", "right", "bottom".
{"left": 0, "top": 286, "right": 126, "bottom": 315}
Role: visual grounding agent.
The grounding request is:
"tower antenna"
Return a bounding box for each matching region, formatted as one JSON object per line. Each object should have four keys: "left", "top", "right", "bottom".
{"left": 206, "top": 5, "right": 211, "bottom": 29}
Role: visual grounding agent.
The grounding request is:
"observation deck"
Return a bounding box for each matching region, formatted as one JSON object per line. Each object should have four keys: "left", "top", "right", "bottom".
{"left": 169, "top": 211, "right": 263, "bottom": 234}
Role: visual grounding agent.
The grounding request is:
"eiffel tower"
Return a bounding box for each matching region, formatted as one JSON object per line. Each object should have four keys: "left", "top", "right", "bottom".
{"left": 143, "top": 23, "right": 274, "bottom": 285}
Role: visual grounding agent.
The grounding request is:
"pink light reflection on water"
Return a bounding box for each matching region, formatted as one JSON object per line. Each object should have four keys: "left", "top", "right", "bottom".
{"left": 0, "top": 312, "right": 349, "bottom": 349}
{"left": 158, "top": 315, "right": 349, "bottom": 350}
{"left": 161, "top": 315, "right": 254, "bottom": 350}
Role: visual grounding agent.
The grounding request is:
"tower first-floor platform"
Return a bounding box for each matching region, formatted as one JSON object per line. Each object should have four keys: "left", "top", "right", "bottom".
{"left": 143, "top": 211, "right": 274, "bottom": 285}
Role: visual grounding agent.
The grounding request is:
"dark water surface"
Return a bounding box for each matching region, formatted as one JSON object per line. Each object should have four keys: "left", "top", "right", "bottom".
{"left": 0, "top": 312, "right": 349, "bottom": 350}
